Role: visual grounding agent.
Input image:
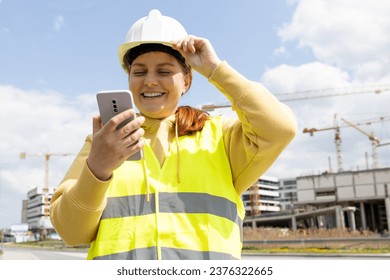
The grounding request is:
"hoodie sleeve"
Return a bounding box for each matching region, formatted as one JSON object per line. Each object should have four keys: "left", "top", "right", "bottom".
{"left": 208, "top": 61, "right": 297, "bottom": 195}
{"left": 50, "top": 135, "right": 112, "bottom": 246}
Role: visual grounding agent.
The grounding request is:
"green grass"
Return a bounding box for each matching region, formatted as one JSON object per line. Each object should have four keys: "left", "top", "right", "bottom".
{"left": 7, "top": 239, "right": 89, "bottom": 250}
{"left": 7, "top": 239, "right": 390, "bottom": 255}
{"left": 242, "top": 246, "right": 390, "bottom": 254}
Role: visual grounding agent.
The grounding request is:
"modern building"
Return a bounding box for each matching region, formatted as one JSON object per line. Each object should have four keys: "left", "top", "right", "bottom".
{"left": 22, "top": 186, "right": 56, "bottom": 239}
{"left": 278, "top": 177, "right": 297, "bottom": 211}
{"left": 241, "top": 175, "right": 280, "bottom": 218}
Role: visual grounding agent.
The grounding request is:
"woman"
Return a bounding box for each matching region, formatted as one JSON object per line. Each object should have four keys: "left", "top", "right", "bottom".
{"left": 50, "top": 9, "right": 297, "bottom": 260}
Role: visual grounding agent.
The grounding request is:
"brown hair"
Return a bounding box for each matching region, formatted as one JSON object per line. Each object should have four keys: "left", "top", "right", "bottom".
{"left": 175, "top": 106, "right": 210, "bottom": 137}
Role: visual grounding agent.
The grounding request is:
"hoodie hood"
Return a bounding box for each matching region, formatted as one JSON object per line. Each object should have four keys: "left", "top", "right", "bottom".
{"left": 142, "top": 114, "right": 176, "bottom": 134}
{"left": 141, "top": 114, "right": 176, "bottom": 167}
{"left": 140, "top": 114, "right": 181, "bottom": 190}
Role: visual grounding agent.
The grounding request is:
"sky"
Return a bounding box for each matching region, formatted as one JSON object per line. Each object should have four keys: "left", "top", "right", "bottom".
{"left": 1, "top": 0, "right": 390, "bottom": 229}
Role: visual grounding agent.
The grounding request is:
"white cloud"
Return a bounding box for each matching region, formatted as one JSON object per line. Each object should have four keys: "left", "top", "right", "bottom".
{"left": 210, "top": 58, "right": 390, "bottom": 179}
{"left": 53, "top": 15, "right": 65, "bottom": 31}
{"left": 0, "top": 85, "right": 96, "bottom": 227}
{"left": 278, "top": 0, "right": 390, "bottom": 82}
{"left": 258, "top": 62, "right": 390, "bottom": 178}
{"left": 0, "top": 85, "right": 94, "bottom": 154}
{"left": 258, "top": 0, "right": 390, "bottom": 178}
{"left": 261, "top": 62, "right": 350, "bottom": 93}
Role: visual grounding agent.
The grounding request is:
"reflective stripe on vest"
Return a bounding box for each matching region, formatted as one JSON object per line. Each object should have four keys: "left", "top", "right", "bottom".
{"left": 87, "top": 116, "right": 245, "bottom": 260}
{"left": 101, "top": 193, "right": 243, "bottom": 228}
{"left": 93, "top": 247, "right": 239, "bottom": 260}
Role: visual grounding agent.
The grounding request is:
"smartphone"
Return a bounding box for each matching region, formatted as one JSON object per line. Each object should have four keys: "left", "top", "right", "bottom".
{"left": 96, "top": 90, "right": 143, "bottom": 161}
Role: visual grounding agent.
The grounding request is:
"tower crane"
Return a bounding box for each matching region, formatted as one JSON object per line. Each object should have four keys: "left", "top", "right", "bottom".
{"left": 249, "top": 186, "right": 260, "bottom": 218}
{"left": 303, "top": 116, "right": 390, "bottom": 171}
{"left": 341, "top": 118, "right": 380, "bottom": 169}
{"left": 201, "top": 84, "right": 390, "bottom": 111}
{"left": 20, "top": 151, "right": 73, "bottom": 189}
{"left": 19, "top": 151, "right": 73, "bottom": 238}
{"left": 303, "top": 114, "right": 344, "bottom": 172}
{"left": 378, "top": 142, "right": 390, "bottom": 147}
{"left": 200, "top": 84, "right": 390, "bottom": 217}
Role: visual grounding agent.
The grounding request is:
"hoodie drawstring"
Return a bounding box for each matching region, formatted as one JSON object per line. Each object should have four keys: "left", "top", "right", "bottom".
{"left": 141, "top": 146, "right": 150, "bottom": 202}
{"left": 175, "top": 117, "right": 181, "bottom": 184}
{"left": 141, "top": 116, "right": 181, "bottom": 204}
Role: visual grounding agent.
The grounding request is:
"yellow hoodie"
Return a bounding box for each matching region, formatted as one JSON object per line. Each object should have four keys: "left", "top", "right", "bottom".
{"left": 50, "top": 61, "right": 297, "bottom": 246}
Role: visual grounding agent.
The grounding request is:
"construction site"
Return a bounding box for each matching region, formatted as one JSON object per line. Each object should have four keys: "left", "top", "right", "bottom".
{"left": 243, "top": 167, "right": 390, "bottom": 233}
{"left": 205, "top": 84, "right": 390, "bottom": 236}
{"left": 11, "top": 84, "right": 390, "bottom": 243}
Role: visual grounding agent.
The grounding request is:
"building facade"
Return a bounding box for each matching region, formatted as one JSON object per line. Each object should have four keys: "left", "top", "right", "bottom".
{"left": 278, "top": 177, "right": 297, "bottom": 211}
{"left": 296, "top": 167, "right": 390, "bottom": 232}
{"left": 243, "top": 168, "right": 390, "bottom": 233}
{"left": 22, "top": 186, "right": 55, "bottom": 239}
{"left": 241, "top": 175, "right": 280, "bottom": 217}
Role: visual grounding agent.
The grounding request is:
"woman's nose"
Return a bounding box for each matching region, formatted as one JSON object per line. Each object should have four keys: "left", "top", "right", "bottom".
{"left": 145, "top": 74, "right": 158, "bottom": 87}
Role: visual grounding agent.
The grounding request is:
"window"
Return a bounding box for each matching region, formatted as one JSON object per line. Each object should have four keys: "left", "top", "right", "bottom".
{"left": 315, "top": 189, "right": 336, "bottom": 197}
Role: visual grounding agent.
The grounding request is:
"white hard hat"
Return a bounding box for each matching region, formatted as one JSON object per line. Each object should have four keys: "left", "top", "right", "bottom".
{"left": 118, "top": 9, "right": 188, "bottom": 72}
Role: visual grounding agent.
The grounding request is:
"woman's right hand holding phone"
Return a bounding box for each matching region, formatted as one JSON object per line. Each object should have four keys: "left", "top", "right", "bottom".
{"left": 87, "top": 109, "right": 145, "bottom": 181}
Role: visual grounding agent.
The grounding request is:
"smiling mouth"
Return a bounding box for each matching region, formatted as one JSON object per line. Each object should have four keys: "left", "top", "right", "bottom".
{"left": 142, "top": 92, "right": 165, "bottom": 98}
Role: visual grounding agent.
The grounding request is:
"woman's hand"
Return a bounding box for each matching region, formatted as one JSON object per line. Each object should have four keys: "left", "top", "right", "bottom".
{"left": 87, "top": 109, "right": 145, "bottom": 181}
{"left": 173, "top": 35, "right": 222, "bottom": 78}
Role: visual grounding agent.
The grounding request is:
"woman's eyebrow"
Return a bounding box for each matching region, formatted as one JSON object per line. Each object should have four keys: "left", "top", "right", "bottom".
{"left": 131, "top": 62, "right": 176, "bottom": 67}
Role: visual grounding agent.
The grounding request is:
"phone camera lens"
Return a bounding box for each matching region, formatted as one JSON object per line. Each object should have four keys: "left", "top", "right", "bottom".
{"left": 114, "top": 109, "right": 118, "bottom": 112}
{"left": 112, "top": 99, "right": 117, "bottom": 104}
{"left": 113, "top": 105, "right": 117, "bottom": 108}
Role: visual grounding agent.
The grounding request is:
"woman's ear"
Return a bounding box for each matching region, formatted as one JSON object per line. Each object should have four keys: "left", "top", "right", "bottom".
{"left": 183, "top": 72, "right": 192, "bottom": 94}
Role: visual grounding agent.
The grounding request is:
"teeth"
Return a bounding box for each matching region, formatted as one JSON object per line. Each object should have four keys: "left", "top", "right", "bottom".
{"left": 143, "top": 92, "right": 163, "bottom": 97}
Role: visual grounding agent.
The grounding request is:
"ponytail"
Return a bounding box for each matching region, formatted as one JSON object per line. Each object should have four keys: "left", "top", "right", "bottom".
{"left": 175, "top": 106, "right": 210, "bottom": 137}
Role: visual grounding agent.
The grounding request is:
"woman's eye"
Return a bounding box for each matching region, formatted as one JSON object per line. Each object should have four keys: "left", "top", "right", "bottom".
{"left": 133, "top": 71, "right": 145, "bottom": 76}
{"left": 159, "top": 70, "right": 171, "bottom": 75}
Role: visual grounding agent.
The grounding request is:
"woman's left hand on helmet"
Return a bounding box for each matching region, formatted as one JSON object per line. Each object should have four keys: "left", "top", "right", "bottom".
{"left": 172, "top": 35, "right": 222, "bottom": 78}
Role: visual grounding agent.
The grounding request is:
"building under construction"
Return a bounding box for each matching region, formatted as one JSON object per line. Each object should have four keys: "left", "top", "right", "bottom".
{"left": 244, "top": 167, "right": 390, "bottom": 233}
{"left": 295, "top": 167, "right": 390, "bottom": 232}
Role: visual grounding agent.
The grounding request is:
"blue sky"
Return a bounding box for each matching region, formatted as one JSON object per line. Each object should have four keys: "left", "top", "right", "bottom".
{"left": 0, "top": 0, "right": 302, "bottom": 105}
{"left": 1, "top": 0, "right": 390, "bottom": 228}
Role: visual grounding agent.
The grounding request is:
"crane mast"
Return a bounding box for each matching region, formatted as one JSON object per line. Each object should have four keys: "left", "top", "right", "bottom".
{"left": 302, "top": 114, "right": 345, "bottom": 172}
{"left": 341, "top": 118, "right": 380, "bottom": 169}
{"left": 334, "top": 115, "right": 344, "bottom": 172}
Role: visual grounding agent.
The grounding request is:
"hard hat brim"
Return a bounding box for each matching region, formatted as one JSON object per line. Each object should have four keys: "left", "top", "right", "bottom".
{"left": 118, "top": 41, "right": 174, "bottom": 73}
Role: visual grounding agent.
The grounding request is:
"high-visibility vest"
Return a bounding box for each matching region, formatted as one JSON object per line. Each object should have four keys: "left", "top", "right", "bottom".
{"left": 87, "top": 116, "right": 245, "bottom": 260}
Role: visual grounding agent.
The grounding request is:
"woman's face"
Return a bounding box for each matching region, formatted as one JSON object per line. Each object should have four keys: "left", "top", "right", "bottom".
{"left": 128, "top": 51, "right": 191, "bottom": 119}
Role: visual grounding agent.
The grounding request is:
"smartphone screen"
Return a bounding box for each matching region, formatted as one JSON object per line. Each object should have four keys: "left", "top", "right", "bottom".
{"left": 96, "top": 90, "right": 143, "bottom": 160}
